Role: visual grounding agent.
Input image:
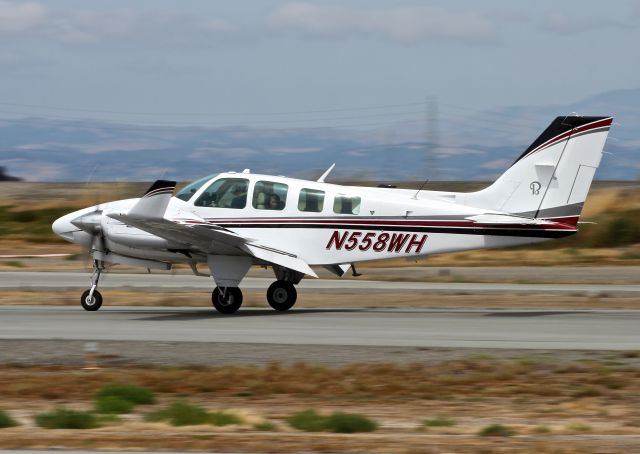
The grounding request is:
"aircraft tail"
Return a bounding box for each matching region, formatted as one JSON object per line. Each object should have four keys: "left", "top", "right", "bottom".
{"left": 466, "top": 115, "right": 613, "bottom": 226}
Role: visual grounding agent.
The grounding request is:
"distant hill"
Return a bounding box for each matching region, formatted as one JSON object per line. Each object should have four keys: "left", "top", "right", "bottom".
{"left": 0, "top": 166, "right": 21, "bottom": 181}
{"left": 0, "top": 89, "right": 638, "bottom": 182}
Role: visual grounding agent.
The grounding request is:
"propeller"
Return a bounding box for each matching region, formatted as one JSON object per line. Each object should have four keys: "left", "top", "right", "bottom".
{"left": 74, "top": 165, "right": 107, "bottom": 272}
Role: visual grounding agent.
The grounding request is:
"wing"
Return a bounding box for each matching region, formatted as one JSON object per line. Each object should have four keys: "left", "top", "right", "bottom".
{"left": 108, "top": 212, "right": 317, "bottom": 278}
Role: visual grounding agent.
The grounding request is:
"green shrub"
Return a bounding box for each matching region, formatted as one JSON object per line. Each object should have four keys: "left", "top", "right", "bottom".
{"left": 287, "top": 409, "right": 327, "bottom": 432}
{"left": 422, "top": 416, "right": 456, "bottom": 427}
{"left": 0, "top": 409, "right": 18, "bottom": 428}
{"left": 95, "top": 396, "right": 135, "bottom": 414}
{"left": 145, "top": 401, "right": 209, "bottom": 426}
{"left": 479, "top": 424, "right": 514, "bottom": 437}
{"left": 209, "top": 410, "right": 241, "bottom": 426}
{"left": 35, "top": 408, "right": 98, "bottom": 429}
{"left": 96, "top": 384, "right": 155, "bottom": 405}
{"left": 253, "top": 421, "right": 277, "bottom": 431}
{"left": 534, "top": 425, "right": 550, "bottom": 433}
{"left": 287, "top": 409, "right": 377, "bottom": 433}
{"left": 5, "top": 261, "right": 24, "bottom": 268}
{"left": 324, "top": 412, "right": 377, "bottom": 433}
{"left": 568, "top": 423, "right": 592, "bottom": 432}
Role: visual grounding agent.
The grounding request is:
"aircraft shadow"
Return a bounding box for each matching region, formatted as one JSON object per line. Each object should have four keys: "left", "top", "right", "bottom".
{"left": 133, "top": 307, "right": 368, "bottom": 322}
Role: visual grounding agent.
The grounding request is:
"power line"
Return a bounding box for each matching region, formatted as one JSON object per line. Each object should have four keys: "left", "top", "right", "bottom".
{"left": 0, "top": 100, "right": 426, "bottom": 118}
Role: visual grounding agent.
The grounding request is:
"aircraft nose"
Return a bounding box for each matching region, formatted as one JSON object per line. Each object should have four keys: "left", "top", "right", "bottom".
{"left": 52, "top": 213, "right": 78, "bottom": 241}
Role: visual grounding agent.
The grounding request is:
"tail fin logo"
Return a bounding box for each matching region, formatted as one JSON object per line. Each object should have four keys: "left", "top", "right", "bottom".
{"left": 530, "top": 181, "right": 541, "bottom": 195}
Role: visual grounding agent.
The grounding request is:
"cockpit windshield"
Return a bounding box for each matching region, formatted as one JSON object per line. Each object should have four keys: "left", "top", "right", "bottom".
{"left": 175, "top": 174, "right": 218, "bottom": 201}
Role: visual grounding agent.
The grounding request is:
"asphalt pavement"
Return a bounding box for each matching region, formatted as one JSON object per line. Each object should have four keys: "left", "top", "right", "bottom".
{"left": 1, "top": 305, "right": 638, "bottom": 350}
{"left": 1, "top": 271, "right": 639, "bottom": 295}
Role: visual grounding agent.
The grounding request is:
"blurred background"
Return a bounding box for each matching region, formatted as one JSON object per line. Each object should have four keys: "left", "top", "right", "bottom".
{"left": 1, "top": 1, "right": 639, "bottom": 453}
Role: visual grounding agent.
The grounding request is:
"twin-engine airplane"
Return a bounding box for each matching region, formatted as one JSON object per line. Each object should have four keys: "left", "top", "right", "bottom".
{"left": 53, "top": 115, "right": 612, "bottom": 313}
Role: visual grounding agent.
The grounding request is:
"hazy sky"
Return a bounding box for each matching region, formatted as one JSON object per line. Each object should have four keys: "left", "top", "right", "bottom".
{"left": 0, "top": 0, "right": 638, "bottom": 127}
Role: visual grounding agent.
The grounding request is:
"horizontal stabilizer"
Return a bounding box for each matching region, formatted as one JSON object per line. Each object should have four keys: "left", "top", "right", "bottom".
{"left": 128, "top": 180, "right": 176, "bottom": 219}
{"left": 466, "top": 214, "right": 555, "bottom": 225}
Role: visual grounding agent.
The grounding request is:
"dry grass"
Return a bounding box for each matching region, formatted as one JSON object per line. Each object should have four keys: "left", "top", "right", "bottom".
{"left": 0, "top": 358, "right": 639, "bottom": 452}
{"left": 0, "top": 289, "right": 639, "bottom": 309}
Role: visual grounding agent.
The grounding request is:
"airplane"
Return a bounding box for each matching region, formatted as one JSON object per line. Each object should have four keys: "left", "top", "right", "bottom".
{"left": 52, "top": 115, "right": 612, "bottom": 313}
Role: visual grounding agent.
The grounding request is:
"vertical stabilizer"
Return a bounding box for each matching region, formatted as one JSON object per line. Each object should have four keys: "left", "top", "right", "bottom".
{"left": 466, "top": 115, "right": 612, "bottom": 226}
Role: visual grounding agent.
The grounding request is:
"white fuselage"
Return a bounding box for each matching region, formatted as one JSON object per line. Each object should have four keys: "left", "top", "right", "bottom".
{"left": 56, "top": 172, "right": 566, "bottom": 268}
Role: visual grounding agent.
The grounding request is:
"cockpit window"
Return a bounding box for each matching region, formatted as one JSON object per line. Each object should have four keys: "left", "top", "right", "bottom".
{"left": 194, "top": 178, "right": 249, "bottom": 208}
{"left": 175, "top": 174, "right": 218, "bottom": 201}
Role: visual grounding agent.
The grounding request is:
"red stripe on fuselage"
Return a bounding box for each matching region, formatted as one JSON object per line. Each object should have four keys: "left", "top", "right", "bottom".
{"left": 173, "top": 217, "right": 576, "bottom": 232}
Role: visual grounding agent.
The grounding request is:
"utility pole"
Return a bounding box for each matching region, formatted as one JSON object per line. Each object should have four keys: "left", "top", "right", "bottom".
{"left": 425, "top": 96, "right": 439, "bottom": 181}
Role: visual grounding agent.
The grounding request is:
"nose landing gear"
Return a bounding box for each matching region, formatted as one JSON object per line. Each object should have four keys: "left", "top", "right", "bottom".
{"left": 81, "top": 260, "right": 104, "bottom": 311}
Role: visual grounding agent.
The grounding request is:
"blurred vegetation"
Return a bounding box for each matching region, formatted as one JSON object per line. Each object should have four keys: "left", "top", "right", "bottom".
{"left": 421, "top": 416, "right": 456, "bottom": 428}
{"left": 95, "top": 383, "right": 155, "bottom": 406}
{"left": 145, "top": 401, "right": 241, "bottom": 427}
{"left": 478, "top": 423, "right": 514, "bottom": 437}
{"left": 95, "top": 396, "right": 135, "bottom": 414}
{"left": 0, "top": 408, "right": 18, "bottom": 428}
{"left": 35, "top": 408, "right": 98, "bottom": 429}
{"left": 287, "top": 409, "right": 377, "bottom": 433}
{"left": 0, "top": 205, "right": 83, "bottom": 243}
{"left": 94, "top": 384, "right": 155, "bottom": 414}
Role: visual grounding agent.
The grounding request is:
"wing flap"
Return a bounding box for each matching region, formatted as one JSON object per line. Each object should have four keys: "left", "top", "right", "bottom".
{"left": 244, "top": 243, "right": 318, "bottom": 278}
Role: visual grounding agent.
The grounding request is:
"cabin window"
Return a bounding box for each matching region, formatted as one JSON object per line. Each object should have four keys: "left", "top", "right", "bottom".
{"left": 298, "top": 188, "right": 325, "bottom": 212}
{"left": 252, "top": 181, "right": 288, "bottom": 210}
{"left": 175, "top": 174, "right": 218, "bottom": 201}
{"left": 194, "top": 178, "right": 249, "bottom": 208}
{"left": 333, "top": 195, "right": 361, "bottom": 215}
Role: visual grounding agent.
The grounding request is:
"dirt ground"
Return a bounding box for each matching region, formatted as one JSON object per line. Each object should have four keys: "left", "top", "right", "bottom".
{"left": 1, "top": 358, "right": 639, "bottom": 453}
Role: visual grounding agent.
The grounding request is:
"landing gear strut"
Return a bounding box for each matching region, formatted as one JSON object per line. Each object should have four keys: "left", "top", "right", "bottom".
{"left": 212, "top": 286, "right": 243, "bottom": 314}
{"left": 81, "top": 260, "right": 104, "bottom": 311}
{"left": 267, "top": 280, "right": 297, "bottom": 311}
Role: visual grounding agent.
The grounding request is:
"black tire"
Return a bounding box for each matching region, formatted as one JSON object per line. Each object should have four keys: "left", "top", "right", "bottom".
{"left": 266, "top": 280, "right": 297, "bottom": 311}
{"left": 212, "top": 287, "right": 243, "bottom": 314}
{"left": 81, "top": 289, "right": 102, "bottom": 311}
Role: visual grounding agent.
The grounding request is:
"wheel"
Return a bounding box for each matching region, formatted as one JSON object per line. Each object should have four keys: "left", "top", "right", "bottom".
{"left": 266, "top": 280, "right": 297, "bottom": 311}
{"left": 212, "top": 287, "right": 243, "bottom": 314}
{"left": 81, "top": 289, "right": 102, "bottom": 311}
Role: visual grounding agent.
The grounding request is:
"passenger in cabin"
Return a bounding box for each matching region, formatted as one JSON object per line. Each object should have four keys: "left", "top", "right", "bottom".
{"left": 268, "top": 194, "right": 282, "bottom": 210}
{"left": 268, "top": 193, "right": 282, "bottom": 210}
{"left": 230, "top": 186, "right": 247, "bottom": 209}
{"left": 255, "top": 192, "right": 266, "bottom": 209}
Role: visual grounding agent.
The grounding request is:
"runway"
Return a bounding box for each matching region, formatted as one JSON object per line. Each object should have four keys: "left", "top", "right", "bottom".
{"left": 1, "top": 305, "right": 638, "bottom": 350}
{"left": 2, "top": 271, "right": 640, "bottom": 295}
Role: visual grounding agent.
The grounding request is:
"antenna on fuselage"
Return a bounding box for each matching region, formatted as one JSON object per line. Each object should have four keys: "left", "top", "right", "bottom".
{"left": 317, "top": 163, "right": 336, "bottom": 183}
{"left": 412, "top": 179, "right": 429, "bottom": 200}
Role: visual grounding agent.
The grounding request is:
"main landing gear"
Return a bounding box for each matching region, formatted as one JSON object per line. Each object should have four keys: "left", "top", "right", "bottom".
{"left": 81, "top": 260, "right": 104, "bottom": 311}
{"left": 211, "top": 286, "right": 243, "bottom": 314}
{"left": 266, "top": 280, "right": 297, "bottom": 311}
{"left": 210, "top": 281, "right": 298, "bottom": 314}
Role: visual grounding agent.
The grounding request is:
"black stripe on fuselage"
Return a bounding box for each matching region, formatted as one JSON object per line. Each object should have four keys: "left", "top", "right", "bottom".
{"left": 204, "top": 223, "right": 575, "bottom": 238}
